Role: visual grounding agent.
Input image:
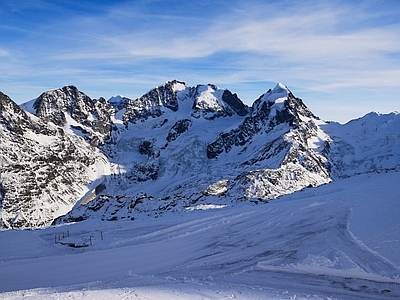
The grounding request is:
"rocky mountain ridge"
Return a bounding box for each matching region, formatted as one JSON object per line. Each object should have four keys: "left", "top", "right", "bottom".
{"left": 1, "top": 81, "right": 399, "bottom": 229}
{"left": 0, "top": 92, "right": 110, "bottom": 229}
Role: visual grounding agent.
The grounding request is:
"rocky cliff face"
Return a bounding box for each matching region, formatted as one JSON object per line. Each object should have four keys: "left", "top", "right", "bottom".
{"left": 122, "top": 80, "right": 182, "bottom": 125}
{"left": 32, "top": 85, "right": 114, "bottom": 146}
{"left": 1, "top": 81, "right": 399, "bottom": 229}
{"left": 189, "top": 84, "right": 249, "bottom": 120}
{"left": 0, "top": 92, "right": 110, "bottom": 229}
{"left": 207, "top": 83, "right": 318, "bottom": 159}
{"left": 122, "top": 80, "right": 250, "bottom": 125}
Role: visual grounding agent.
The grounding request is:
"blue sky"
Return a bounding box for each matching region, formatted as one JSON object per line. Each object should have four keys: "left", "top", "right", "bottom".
{"left": 0, "top": 0, "right": 399, "bottom": 123}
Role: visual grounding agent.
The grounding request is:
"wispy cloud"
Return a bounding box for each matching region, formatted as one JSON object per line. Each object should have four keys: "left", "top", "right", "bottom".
{"left": 50, "top": 1, "right": 400, "bottom": 74}
{"left": 0, "top": 48, "right": 10, "bottom": 57}
{"left": 0, "top": 0, "right": 399, "bottom": 122}
{"left": 52, "top": 2, "right": 396, "bottom": 57}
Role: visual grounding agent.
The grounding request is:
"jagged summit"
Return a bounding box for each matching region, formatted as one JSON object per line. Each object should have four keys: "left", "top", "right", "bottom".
{"left": 0, "top": 91, "right": 32, "bottom": 133}
{"left": 29, "top": 85, "right": 114, "bottom": 146}
{"left": 122, "top": 80, "right": 183, "bottom": 124}
{"left": 169, "top": 79, "right": 187, "bottom": 91}
{"left": 120, "top": 80, "right": 250, "bottom": 125}
{"left": 252, "top": 83, "right": 317, "bottom": 125}
{"left": 33, "top": 85, "right": 88, "bottom": 125}
{"left": 190, "top": 83, "right": 249, "bottom": 120}
{"left": 108, "top": 95, "right": 130, "bottom": 111}
{"left": 260, "top": 83, "right": 289, "bottom": 103}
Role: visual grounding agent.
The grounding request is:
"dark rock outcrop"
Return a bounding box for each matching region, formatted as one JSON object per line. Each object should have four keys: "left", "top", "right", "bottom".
{"left": 0, "top": 92, "right": 109, "bottom": 229}
{"left": 32, "top": 86, "right": 114, "bottom": 146}
{"left": 123, "top": 80, "right": 183, "bottom": 125}
{"left": 166, "top": 119, "right": 192, "bottom": 142}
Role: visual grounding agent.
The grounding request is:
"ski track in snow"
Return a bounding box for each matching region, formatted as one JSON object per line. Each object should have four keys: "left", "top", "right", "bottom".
{"left": 0, "top": 172, "right": 399, "bottom": 299}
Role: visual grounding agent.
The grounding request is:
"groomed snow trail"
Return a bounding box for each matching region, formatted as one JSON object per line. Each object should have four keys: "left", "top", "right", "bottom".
{"left": 0, "top": 172, "right": 399, "bottom": 299}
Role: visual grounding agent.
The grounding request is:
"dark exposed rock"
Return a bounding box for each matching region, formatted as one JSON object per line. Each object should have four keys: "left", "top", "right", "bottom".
{"left": 0, "top": 92, "right": 39, "bottom": 135}
{"left": 190, "top": 84, "right": 244, "bottom": 120}
{"left": 139, "top": 140, "right": 154, "bottom": 156}
{"left": 222, "top": 90, "right": 249, "bottom": 116}
{"left": 127, "top": 162, "right": 159, "bottom": 182}
{"left": 1, "top": 91, "right": 57, "bottom": 140}
{"left": 32, "top": 86, "right": 114, "bottom": 146}
{"left": 34, "top": 85, "right": 90, "bottom": 126}
{"left": 123, "top": 80, "right": 183, "bottom": 124}
{"left": 138, "top": 139, "right": 159, "bottom": 158}
{"left": 207, "top": 84, "right": 317, "bottom": 159}
{"left": 0, "top": 91, "right": 109, "bottom": 229}
{"left": 166, "top": 119, "right": 192, "bottom": 142}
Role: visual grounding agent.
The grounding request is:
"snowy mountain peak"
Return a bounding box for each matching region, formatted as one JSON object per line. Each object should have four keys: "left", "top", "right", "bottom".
{"left": 31, "top": 85, "right": 114, "bottom": 146}
{"left": 108, "top": 95, "right": 130, "bottom": 112}
{"left": 169, "top": 79, "right": 187, "bottom": 92}
{"left": 122, "top": 81, "right": 182, "bottom": 124}
{"left": 122, "top": 81, "right": 249, "bottom": 124}
{"left": 191, "top": 84, "right": 228, "bottom": 119}
{"left": 249, "top": 83, "right": 317, "bottom": 129}
{"left": 33, "top": 85, "right": 93, "bottom": 126}
{"left": 266, "top": 82, "right": 289, "bottom": 102}
{"left": 190, "top": 83, "right": 249, "bottom": 120}
{"left": 251, "top": 83, "right": 290, "bottom": 111}
{"left": 0, "top": 91, "right": 33, "bottom": 134}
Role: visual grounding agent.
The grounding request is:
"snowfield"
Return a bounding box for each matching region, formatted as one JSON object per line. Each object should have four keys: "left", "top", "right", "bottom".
{"left": 1, "top": 171, "right": 399, "bottom": 299}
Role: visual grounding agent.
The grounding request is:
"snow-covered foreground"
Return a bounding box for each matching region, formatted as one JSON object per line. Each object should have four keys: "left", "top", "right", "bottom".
{"left": 1, "top": 172, "right": 399, "bottom": 299}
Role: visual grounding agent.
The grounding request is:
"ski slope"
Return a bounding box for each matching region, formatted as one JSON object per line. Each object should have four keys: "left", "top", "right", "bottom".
{"left": 0, "top": 171, "right": 399, "bottom": 299}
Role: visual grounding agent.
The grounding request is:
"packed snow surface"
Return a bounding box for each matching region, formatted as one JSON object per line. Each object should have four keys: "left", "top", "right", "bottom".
{"left": 1, "top": 172, "right": 399, "bottom": 299}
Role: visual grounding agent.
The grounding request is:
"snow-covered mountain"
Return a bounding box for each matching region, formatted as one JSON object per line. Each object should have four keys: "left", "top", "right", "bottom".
{"left": 1, "top": 81, "right": 399, "bottom": 229}
{"left": 22, "top": 85, "right": 115, "bottom": 146}
{"left": 0, "top": 92, "right": 110, "bottom": 229}
{"left": 323, "top": 112, "right": 400, "bottom": 178}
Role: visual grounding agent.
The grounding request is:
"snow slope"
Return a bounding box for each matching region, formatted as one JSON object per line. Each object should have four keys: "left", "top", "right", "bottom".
{"left": 1, "top": 171, "right": 399, "bottom": 299}
{"left": 322, "top": 112, "right": 400, "bottom": 178}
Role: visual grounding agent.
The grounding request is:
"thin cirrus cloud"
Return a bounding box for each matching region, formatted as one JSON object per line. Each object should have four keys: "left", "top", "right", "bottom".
{"left": 58, "top": 2, "right": 400, "bottom": 75}
{"left": 0, "top": 0, "right": 399, "bottom": 123}
{"left": 92, "top": 3, "right": 396, "bottom": 55}
{"left": 88, "top": 3, "right": 400, "bottom": 93}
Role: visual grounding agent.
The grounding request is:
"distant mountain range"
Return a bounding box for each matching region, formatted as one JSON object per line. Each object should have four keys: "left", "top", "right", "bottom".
{"left": 1, "top": 80, "right": 399, "bottom": 229}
